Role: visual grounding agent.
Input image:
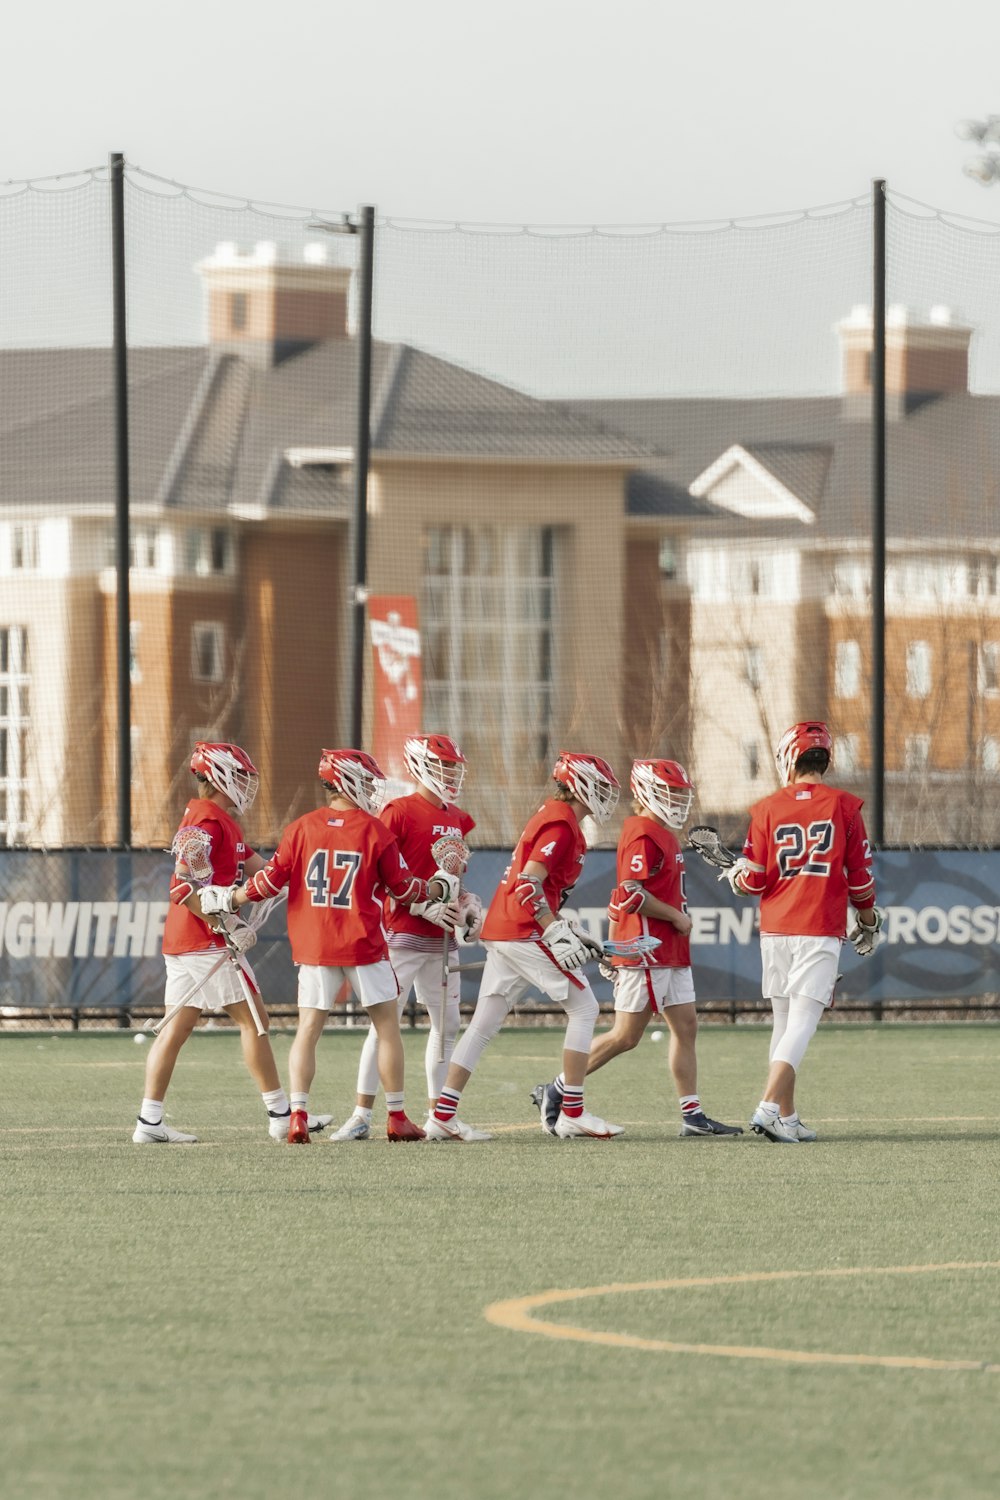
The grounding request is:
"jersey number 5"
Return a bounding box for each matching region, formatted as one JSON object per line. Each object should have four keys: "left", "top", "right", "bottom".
{"left": 774, "top": 821, "right": 834, "bottom": 879}
{"left": 305, "top": 849, "right": 362, "bottom": 908}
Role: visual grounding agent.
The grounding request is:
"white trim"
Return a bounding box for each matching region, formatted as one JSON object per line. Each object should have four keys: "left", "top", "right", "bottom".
{"left": 689, "top": 445, "right": 816, "bottom": 525}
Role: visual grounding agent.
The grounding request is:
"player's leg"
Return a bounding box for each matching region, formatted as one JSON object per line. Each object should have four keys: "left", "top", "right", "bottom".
{"left": 553, "top": 975, "right": 622, "bottom": 1139}
{"left": 412, "top": 952, "right": 461, "bottom": 1109}
{"left": 286, "top": 966, "right": 334, "bottom": 1143}
{"left": 331, "top": 957, "right": 414, "bottom": 1140}
{"left": 426, "top": 946, "right": 519, "bottom": 1141}
{"left": 532, "top": 967, "right": 647, "bottom": 1131}
{"left": 353, "top": 960, "right": 423, "bottom": 1140}
{"left": 585, "top": 1008, "right": 650, "bottom": 1073}
{"left": 132, "top": 1001, "right": 200, "bottom": 1143}
{"left": 661, "top": 971, "right": 742, "bottom": 1137}
{"left": 752, "top": 937, "right": 836, "bottom": 1143}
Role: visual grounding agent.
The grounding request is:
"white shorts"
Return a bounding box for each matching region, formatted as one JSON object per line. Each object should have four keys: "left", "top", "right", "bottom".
{"left": 479, "top": 939, "right": 595, "bottom": 1008}
{"left": 387, "top": 944, "right": 460, "bottom": 1007}
{"left": 614, "top": 965, "right": 696, "bottom": 1015}
{"left": 760, "top": 934, "right": 841, "bottom": 1009}
{"left": 164, "top": 950, "right": 258, "bottom": 1014}
{"left": 297, "top": 960, "right": 400, "bottom": 1012}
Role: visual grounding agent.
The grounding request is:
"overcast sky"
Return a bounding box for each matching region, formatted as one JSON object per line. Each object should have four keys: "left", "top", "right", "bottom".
{"left": 5, "top": 1, "right": 1000, "bottom": 396}
{"left": 4, "top": 0, "right": 999, "bottom": 224}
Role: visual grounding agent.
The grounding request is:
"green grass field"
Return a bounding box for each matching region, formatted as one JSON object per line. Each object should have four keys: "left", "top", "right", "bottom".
{"left": 2, "top": 1023, "right": 999, "bottom": 1500}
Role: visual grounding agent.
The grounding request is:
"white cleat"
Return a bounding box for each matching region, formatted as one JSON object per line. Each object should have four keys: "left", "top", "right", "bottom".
{"left": 749, "top": 1106, "right": 799, "bottom": 1143}
{"left": 791, "top": 1118, "right": 818, "bottom": 1142}
{"left": 132, "top": 1119, "right": 198, "bottom": 1144}
{"left": 329, "top": 1113, "right": 371, "bottom": 1142}
{"left": 424, "top": 1115, "right": 493, "bottom": 1142}
{"left": 553, "top": 1109, "right": 624, "bottom": 1139}
{"left": 267, "top": 1111, "right": 334, "bottom": 1141}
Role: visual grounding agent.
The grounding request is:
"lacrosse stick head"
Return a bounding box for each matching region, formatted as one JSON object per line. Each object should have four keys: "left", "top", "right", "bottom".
{"left": 687, "top": 825, "right": 737, "bottom": 869}
{"left": 630, "top": 759, "right": 694, "bottom": 829}
{"left": 430, "top": 834, "right": 470, "bottom": 877}
{"left": 604, "top": 934, "right": 661, "bottom": 960}
{"left": 318, "top": 749, "right": 387, "bottom": 814}
{"left": 552, "top": 751, "right": 620, "bottom": 825}
{"left": 404, "top": 733, "right": 467, "bottom": 802}
{"left": 775, "top": 722, "right": 832, "bottom": 786}
{"left": 190, "top": 742, "right": 259, "bottom": 815}
{"left": 171, "top": 825, "right": 215, "bottom": 884}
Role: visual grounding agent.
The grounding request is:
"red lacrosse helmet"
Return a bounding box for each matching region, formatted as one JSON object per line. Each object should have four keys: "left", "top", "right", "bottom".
{"left": 318, "top": 749, "right": 387, "bottom": 814}
{"left": 403, "top": 733, "right": 467, "bottom": 802}
{"left": 552, "top": 751, "right": 621, "bottom": 825}
{"left": 775, "top": 722, "right": 833, "bottom": 786}
{"left": 190, "top": 742, "right": 259, "bottom": 815}
{"left": 630, "top": 759, "right": 694, "bottom": 829}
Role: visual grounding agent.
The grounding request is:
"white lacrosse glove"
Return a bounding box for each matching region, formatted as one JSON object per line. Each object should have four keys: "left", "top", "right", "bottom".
{"left": 455, "top": 890, "right": 484, "bottom": 946}
{"left": 198, "top": 884, "right": 239, "bottom": 917}
{"left": 428, "top": 869, "right": 460, "bottom": 905}
{"left": 720, "top": 857, "right": 751, "bottom": 896}
{"left": 222, "top": 916, "right": 257, "bottom": 953}
{"left": 543, "top": 918, "right": 591, "bottom": 971}
{"left": 848, "top": 905, "right": 884, "bottom": 957}
{"left": 598, "top": 958, "right": 617, "bottom": 983}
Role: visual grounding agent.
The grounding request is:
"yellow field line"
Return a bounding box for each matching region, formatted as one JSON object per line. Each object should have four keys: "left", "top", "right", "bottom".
{"left": 485, "top": 1263, "right": 1000, "bottom": 1372}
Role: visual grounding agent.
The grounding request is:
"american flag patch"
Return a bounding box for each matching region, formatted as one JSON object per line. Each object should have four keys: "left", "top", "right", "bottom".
{"left": 327, "top": 818, "right": 344, "bottom": 826}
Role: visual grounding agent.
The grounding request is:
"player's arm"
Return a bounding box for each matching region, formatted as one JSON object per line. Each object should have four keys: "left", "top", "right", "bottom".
{"left": 729, "top": 822, "right": 766, "bottom": 897}
{"left": 170, "top": 822, "right": 230, "bottom": 931}
{"left": 845, "top": 812, "right": 877, "bottom": 922}
{"left": 203, "top": 840, "right": 293, "bottom": 914}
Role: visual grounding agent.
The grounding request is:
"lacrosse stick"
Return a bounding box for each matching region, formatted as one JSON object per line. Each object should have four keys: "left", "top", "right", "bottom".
{"left": 687, "top": 825, "right": 741, "bottom": 870}
{"left": 431, "top": 834, "right": 471, "bottom": 1064}
{"left": 456, "top": 933, "right": 660, "bottom": 974}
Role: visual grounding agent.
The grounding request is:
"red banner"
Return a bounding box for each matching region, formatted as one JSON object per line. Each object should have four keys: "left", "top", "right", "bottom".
{"left": 368, "top": 596, "right": 422, "bottom": 780}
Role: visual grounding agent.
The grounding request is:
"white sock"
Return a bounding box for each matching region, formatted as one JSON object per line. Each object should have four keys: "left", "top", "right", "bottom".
{"left": 782, "top": 1111, "right": 800, "bottom": 1125}
{"left": 386, "top": 1091, "right": 405, "bottom": 1114}
{"left": 291, "top": 1092, "right": 308, "bottom": 1113}
{"left": 263, "top": 1088, "right": 289, "bottom": 1117}
{"left": 354, "top": 1107, "right": 373, "bottom": 1124}
{"left": 758, "top": 1099, "right": 780, "bottom": 1116}
{"left": 140, "top": 1098, "right": 164, "bottom": 1125}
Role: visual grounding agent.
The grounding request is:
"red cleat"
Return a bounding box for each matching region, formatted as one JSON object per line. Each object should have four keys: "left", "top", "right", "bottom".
{"left": 386, "top": 1112, "right": 426, "bottom": 1142}
{"left": 287, "top": 1109, "right": 311, "bottom": 1144}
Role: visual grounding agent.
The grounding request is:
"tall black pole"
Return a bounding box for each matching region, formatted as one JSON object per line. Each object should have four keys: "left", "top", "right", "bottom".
{"left": 110, "top": 152, "right": 132, "bottom": 846}
{"left": 349, "top": 205, "right": 376, "bottom": 748}
{"left": 871, "top": 178, "right": 886, "bottom": 845}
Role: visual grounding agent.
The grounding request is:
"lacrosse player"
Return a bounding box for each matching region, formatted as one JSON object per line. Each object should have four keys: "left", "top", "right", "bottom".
{"left": 532, "top": 760, "right": 743, "bottom": 1138}
{"left": 203, "top": 749, "right": 460, "bottom": 1143}
{"left": 332, "top": 734, "right": 479, "bottom": 1140}
{"left": 132, "top": 742, "right": 330, "bottom": 1145}
{"left": 426, "top": 751, "right": 624, "bottom": 1142}
{"left": 722, "top": 722, "right": 881, "bottom": 1143}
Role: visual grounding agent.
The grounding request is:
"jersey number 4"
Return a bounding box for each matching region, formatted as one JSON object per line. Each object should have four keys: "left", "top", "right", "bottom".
{"left": 305, "top": 849, "right": 362, "bottom": 908}
{"left": 774, "top": 820, "right": 834, "bottom": 879}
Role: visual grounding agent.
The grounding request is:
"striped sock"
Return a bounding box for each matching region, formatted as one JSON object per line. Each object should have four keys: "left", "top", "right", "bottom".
{"left": 386, "top": 1092, "right": 405, "bottom": 1116}
{"left": 680, "top": 1094, "right": 701, "bottom": 1117}
{"left": 561, "top": 1085, "right": 584, "bottom": 1118}
{"left": 291, "top": 1092, "right": 308, "bottom": 1113}
{"left": 433, "top": 1087, "right": 462, "bottom": 1122}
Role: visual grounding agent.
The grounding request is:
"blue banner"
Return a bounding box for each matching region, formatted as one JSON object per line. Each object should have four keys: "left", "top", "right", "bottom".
{"left": 0, "top": 847, "right": 997, "bottom": 1011}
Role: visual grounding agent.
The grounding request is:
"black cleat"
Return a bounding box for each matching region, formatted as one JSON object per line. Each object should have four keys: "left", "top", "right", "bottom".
{"left": 530, "top": 1081, "right": 564, "bottom": 1136}
{"left": 679, "top": 1110, "right": 744, "bottom": 1137}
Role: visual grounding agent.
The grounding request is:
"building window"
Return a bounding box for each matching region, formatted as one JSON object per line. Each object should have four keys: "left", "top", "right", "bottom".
{"left": 743, "top": 645, "right": 763, "bottom": 691}
{"left": 838, "top": 733, "right": 860, "bottom": 774}
{"left": 979, "top": 642, "right": 1000, "bottom": 697}
{"left": 657, "top": 538, "right": 677, "bottom": 579}
{"left": 832, "top": 562, "right": 868, "bottom": 600}
{"left": 981, "top": 737, "right": 1000, "bottom": 774}
{"left": 11, "top": 525, "right": 38, "bottom": 571}
{"left": 186, "top": 528, "right": 231, "bottom": 577}
{"left": 129, "top": 621, "right": 142, "bottom": 685}
{"left": 835, "top": 639, "right": 861, "bottom": 698}
{"left": 230, "top": 292, "right": 248, "bottom": 332}
{"left": 904, "top": 734, "right": 931, "bottom": 772}
{"left": 906, "top": 640, "right": 932, "bottom": 699}
{"left": 0, "top": 626, "right": 29, "bottom": 845}
{"left": 130, "top": 725, "right": 143, "bottom": 788}
{"left": 742, "top": 739, "right": 760, "bottom": 781}
{"left": 422, "top": 524, "right": 558, "bottom": 778}
{"left": 191, "top": 623, "right": 225, "bottom": 684}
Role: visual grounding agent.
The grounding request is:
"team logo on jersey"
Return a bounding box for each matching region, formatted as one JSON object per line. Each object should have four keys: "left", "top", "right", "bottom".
{"left": 432, "top": 824, "right": 464, "bottom": 839}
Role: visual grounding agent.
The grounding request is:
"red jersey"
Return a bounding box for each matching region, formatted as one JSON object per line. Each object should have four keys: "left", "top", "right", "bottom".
{"left": 163, "top": 798, "right": 253, "bottom": 956}
{"left": 739, "top": 782, "right": 876, "bottom": 938}
{"left": 612, "top": 815, "right": 690, "bottom": 968}
{"left": 380, "top": 793, "right": 476, "bottom": 945}
{"left": 482, "top": 799, "right": 586, "bottom": 943}
{"left": 244, "top": 806, "right": 424, "bottom": 967}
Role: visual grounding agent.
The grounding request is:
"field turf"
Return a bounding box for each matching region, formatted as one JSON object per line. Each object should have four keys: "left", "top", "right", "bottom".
{"left": 2, "top": 1023, "right": 998, "bottom": 1500}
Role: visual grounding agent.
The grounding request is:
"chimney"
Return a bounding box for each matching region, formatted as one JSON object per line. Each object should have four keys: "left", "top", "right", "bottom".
{"left": 836, "top": 304, "right": 973, "bottom": 418}
{"left": 197, "top": 241, "right": 352, "bottom": 366}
